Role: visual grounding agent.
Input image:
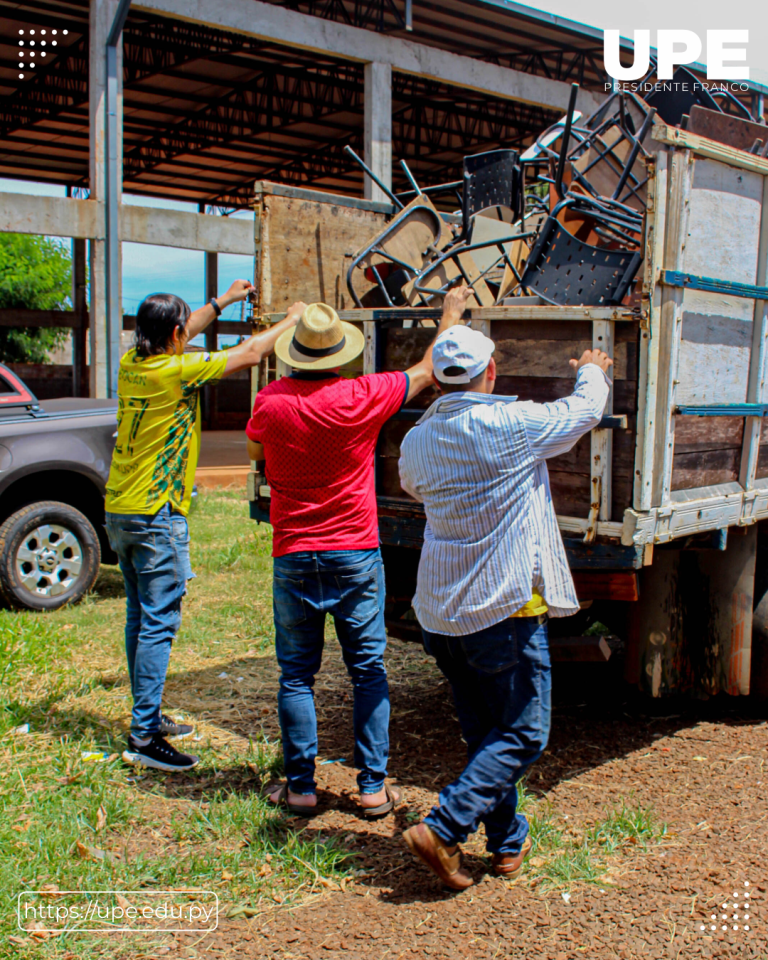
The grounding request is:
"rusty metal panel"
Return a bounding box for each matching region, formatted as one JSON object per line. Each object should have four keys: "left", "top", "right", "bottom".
{"left": 688, "top": 105, "right": 768, "bottom": 153}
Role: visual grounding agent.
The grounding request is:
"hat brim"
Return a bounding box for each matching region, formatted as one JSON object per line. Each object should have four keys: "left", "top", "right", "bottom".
{"left": 274, "top": 321, "right": 365, "bottom": 371}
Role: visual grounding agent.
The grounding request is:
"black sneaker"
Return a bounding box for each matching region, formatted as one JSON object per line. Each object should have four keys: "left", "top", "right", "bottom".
{"left": 159, "top": 714, "right": 194, "bottom": 739}
{"left": 122, "top": 734, "right": 199, "bottom": 772}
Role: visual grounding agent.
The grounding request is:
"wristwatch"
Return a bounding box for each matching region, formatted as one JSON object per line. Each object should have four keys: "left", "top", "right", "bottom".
{"left": 209, "top": 297, "right": 222, "bottom": 317}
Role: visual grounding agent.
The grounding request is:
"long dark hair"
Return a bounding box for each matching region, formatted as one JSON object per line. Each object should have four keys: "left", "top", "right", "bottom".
{"left": 134, "top": 293, "right": 191, "bottom": 358}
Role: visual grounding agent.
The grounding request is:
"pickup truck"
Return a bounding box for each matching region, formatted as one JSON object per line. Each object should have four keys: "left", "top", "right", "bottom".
{"left": 0, "top": 364, "right": 117, "bottom": 611}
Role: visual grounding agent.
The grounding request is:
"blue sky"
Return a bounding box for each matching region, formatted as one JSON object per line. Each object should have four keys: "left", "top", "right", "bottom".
{"left": 0, "top": 179, "right": 254, "bottom": 348}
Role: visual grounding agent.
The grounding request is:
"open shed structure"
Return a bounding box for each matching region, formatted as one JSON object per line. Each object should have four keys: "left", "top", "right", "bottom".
{"left": 0, "top": 0, "right": 766, "bottom": 397}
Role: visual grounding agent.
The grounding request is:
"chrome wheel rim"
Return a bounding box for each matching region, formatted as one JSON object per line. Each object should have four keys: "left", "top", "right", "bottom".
{"left": 15, "top": 524, "right": 84, "bottom": 599}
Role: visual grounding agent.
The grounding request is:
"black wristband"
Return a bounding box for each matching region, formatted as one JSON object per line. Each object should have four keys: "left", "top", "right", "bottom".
{"left": 209, "top": 297, "right": 222, "bottom": 317}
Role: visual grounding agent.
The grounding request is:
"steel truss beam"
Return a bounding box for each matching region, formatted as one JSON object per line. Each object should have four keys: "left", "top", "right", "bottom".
{"left": 281, "top": 0, "right": 407, "bottom": 33}
{"left": 0, "top": 5, "right": 557, "bottom": 204}
{"left": 0, "top": 32, "right": 89, "bottom": 137}
{"left": 122, "top": 59, "right": 364, "bottom": 179}
{"left": 205, "top": 78, "right": 555, "bottom": 204}
{"left": 274, "top": 0, "right": 604, "bottom": 86}
{"left": 0, "top": 10, "right": 257, "bottom": 137}
{"left": 118, "top": 32, "right": 552, "bottom": 197}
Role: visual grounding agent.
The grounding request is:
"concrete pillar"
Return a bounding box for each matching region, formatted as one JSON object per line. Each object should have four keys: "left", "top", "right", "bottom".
{"left": 204, "top": 253, "right": 218, "bottom": 347}
{"left": 203, "top": 260, "right": 219, "bottom": 356}
{"left": 363, "top": 61, "right": 392, "bottom": 204}
{"left": 89, "top": 0, "right": 123, "bottom": 398}
{"left": 200, "top": 204, "right": 219, "bottom": 427}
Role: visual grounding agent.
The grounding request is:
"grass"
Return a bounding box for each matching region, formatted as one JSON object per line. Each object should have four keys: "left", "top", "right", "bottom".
{"left": 0, "top": 489, "right": 353, "bottom": 958}
{"left": 512, "top": 782, "right": 666, "bottom": 889}
{"left": 0, "top": 488, "right": 668, "bottom": 956}
{"left": 586, "top": 801, "right": 663, "bottom": 853}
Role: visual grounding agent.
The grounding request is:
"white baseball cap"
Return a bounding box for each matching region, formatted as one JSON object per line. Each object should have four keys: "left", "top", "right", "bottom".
{"left": 432, "top": 324, "right": 495, "bottom": 384}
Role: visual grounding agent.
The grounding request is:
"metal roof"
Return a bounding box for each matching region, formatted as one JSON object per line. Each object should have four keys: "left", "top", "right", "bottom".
{"left": 0, "top": 0, "right": 764, "bottom": 207}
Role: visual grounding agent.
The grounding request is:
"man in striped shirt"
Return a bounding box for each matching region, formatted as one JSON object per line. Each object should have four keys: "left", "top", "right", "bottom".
{"left": 398, "top": 324, "right": 612, "bottom": 889}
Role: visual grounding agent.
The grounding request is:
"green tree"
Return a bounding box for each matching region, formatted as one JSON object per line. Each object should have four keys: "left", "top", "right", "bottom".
{"left": 0, "top": 233, "right": 72, "bottom": 363}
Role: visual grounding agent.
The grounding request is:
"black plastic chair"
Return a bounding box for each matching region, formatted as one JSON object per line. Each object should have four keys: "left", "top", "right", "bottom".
{"left": 645, "top": 66, "right": 721, "bottom": 127}
{"left": 462, "top": 150, "right": 523, "bottom": 232}
{"left": 519, "top": 203, "right": 642, "bottom": 306}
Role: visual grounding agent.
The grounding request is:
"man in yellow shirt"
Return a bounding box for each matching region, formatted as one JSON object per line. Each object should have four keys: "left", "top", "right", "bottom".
{"left": 106, "top": 281, "right": 304, "bottom": 772}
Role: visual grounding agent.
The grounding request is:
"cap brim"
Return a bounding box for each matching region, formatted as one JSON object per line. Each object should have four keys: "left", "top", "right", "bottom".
{"left": 274, "top": 321, "right": 365, "bottom": 371}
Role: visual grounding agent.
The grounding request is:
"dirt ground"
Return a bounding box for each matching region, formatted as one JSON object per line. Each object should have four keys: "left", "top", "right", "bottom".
{"left": 155, "top": 639, "right": 768, "bottom": 960}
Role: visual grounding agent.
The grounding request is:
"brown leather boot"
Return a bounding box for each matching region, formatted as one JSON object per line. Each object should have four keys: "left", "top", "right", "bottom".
{"left": 403, "top": 823, "right": 474, "bottom": 890}
{"left": 491, "top": 835, "right": 533, "bottom": 879}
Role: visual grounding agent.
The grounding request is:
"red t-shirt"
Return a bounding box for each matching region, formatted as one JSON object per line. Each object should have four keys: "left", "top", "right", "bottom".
{"left": 246, "top": 371, "right": 408, "bottom": 556}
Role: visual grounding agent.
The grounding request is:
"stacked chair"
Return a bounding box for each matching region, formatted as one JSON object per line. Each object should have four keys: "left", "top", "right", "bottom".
{"left": 343, "top": 74, "right": 764, "bottom": 315}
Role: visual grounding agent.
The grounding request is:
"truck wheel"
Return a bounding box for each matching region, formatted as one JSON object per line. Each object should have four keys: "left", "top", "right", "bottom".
{"left": 0, "top": 501, "right": 101, "bottom": 611}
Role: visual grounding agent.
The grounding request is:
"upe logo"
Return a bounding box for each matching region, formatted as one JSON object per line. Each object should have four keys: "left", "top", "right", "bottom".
{"left": 604, "top": 29, "right": 749, "bottom": 81}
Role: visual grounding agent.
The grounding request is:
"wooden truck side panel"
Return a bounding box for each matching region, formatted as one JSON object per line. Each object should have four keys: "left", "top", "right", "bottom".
{"left": 377, "top": 320, "right": 640, "bottom": 524}
{"left": 627, "top": 127, "right": 768, "bottom": 543}
{"left": 253, "top": 181, "right": 391, "bottom": 316}
{"left": 668, "top": 158, "right": 762, "bottom": 494}
{"left": 628, "top": 128, "right": 768, "bottom": 697}
{"left": 250, "top": 182, "right": 389, "bottom": 397}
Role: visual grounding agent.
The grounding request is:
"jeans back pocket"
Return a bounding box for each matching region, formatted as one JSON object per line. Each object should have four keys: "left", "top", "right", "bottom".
{"left": 109, "top": 522, "right": 159, "bottom": 573}
{"left": 171, "top": 515, "right": 190, "bottom": 545}
{"left": 274, "top": 575, "right": 308, "bottom": 628}
{"left": 334, "top": 570, "right": 381, "bottom": 627}
{"left": 459, "top": 619, "right": 518, "bottom": 674}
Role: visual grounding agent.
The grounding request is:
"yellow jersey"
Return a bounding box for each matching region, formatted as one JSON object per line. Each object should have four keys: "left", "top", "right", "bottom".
{"left": 105, "top": 348, "right": 227, "bottom": 517}
{"left": 510, "top": 590, "right": 548, "bottom": 618}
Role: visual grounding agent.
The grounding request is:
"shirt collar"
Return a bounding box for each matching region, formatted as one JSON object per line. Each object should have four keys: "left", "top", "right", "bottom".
{"left": 290, "top": 371, "right": 341, "bottom": 381}
{"left": 417, "top": 391, "right": 519, "bottom": 424}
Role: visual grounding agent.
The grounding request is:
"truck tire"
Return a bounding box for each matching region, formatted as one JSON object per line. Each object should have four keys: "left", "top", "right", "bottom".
{"left": 0, "top": 501, "right": 101, "bottom": 611}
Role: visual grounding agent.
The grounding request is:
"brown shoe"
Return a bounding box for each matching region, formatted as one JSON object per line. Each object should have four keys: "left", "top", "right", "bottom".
{"left": 403, "top": 823, "right": 474, "bottom": 890}
{"left": 491, "top": 835, "right": 533, "bottom": 879}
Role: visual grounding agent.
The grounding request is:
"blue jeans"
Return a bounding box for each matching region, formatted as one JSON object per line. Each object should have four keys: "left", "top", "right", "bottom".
{"left": 273, "top": 548, "right": 389, "bottom": 795}
{"left": 106, "top": 504, "right": 193, "bottom": 739}
{"left": 421, "top": 617, "right": 551, "bottom": 855}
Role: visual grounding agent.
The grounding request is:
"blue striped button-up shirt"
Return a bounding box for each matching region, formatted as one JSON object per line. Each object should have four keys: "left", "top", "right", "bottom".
{"left": 398, "top": 363, "right": 610, "bottom": 636}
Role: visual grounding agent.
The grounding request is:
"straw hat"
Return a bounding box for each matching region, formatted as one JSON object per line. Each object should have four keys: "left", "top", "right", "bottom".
{"left": 274, "top": 302, "right": 365, "bottom": 370}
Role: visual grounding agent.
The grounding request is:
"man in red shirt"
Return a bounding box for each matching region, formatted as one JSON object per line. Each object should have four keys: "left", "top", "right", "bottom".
{"left": 246, "top": 289, "right": 471, "bottom": 817}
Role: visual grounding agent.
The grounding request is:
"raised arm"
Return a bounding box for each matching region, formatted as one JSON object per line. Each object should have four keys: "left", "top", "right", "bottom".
{"left": 222, "top": 301, "right": 306, "bottom": 377}
{"left": 519, "top": 349, "right": 613, "bottom": 462}
{"left": 403, "top": 285, "right": 474, "bottom": 401}
{"left": 185, "top": 279, "right": 254, "bottom": 342}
